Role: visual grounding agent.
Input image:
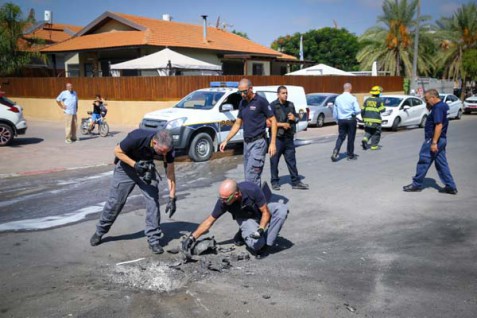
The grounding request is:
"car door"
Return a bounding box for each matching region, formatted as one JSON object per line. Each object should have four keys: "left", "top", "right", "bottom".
{"left": 399, "top": 98, "right": 414, "bottom": 125}
{"left": 411, "top": 97, "right": 426, "bottom": 124}
{"left": 323, "top": 96, "right": 336, "bottom": 123}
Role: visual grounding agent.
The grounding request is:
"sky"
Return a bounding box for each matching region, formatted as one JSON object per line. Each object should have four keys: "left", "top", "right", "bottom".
{"left": 7, "top": 0, "right": 471, "bottom": 46}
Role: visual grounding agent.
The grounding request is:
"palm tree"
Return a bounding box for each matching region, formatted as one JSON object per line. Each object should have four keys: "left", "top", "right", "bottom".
{"left": 357, "top": 0, "right": 434, "bottom": 77}
{"left": 434, "top": 2, "right": 477, "bottom": 96}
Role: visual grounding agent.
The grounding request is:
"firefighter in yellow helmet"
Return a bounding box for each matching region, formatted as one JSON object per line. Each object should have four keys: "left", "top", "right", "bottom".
{"left": 361, "top": 86, "right": 385, "bottom": 150}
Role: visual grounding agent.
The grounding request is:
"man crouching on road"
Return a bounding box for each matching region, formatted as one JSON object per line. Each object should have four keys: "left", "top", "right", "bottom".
{"left": 90, "top": 129, "right": 177, "bottom": 254}
{"left": 181, "top": 179, "right": 288, "bottom": 259}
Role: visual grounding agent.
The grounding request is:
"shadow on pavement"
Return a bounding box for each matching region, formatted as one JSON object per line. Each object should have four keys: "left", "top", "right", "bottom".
{"left": 10, "top": 137, "right": 44, "bottom": 147}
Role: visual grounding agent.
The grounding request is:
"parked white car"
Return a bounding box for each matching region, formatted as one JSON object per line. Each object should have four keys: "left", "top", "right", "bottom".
{"left": 357, "top": 95, "right": 428, "bottom": 131}
{"left": 463, "top": 95, "right": 477, "bottom": 114}
{"left": 140, "top": 82, "right": 308, "bottom": 161}
{"left": 0, "top": 92, "right": 28, "bottom": 146}
{"left": 305, "top": 93, "right": 338, "bottom": 127}
{"left": 440, "top": 94, "right": 463, "bottom": 119}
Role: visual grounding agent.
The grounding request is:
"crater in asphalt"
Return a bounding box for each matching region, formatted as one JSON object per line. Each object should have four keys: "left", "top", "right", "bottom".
{"left": 109, "top": 259, "right": 190, "bottom": 292}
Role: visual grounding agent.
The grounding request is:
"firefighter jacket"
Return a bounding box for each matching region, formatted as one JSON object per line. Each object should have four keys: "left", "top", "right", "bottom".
{"left": 361, "top": 97, "right": 385, "bottom": 127}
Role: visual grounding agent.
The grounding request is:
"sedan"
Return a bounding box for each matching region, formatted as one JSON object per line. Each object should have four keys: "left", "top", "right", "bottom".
{"left": 440, "top": 94, "right": 463, "bottom": 119}
{"left": 357, "top": 95, "right": 428, "bottom": 131}
{"left": 463, "top": 95, "right": 477, "bottom": 114}
{"left": 306, "top": 93, "right": 338, "bottom": 127}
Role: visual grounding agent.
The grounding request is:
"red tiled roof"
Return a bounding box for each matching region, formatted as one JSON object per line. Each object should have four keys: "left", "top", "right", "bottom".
{"left": 42, "top": 12, "right": 296, "bottom": 60}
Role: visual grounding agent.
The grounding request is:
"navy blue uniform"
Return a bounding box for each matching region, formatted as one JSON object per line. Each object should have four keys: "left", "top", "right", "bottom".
{"left": 411, "top": 101, "right": 456, "bottom": 189}
{"left": 211, "top": 182, "right": 288, "bottom": 252}
{"left": 95, "top": 129, "right": 174, "bottom": 246}
{"left": 269, "top": 99, "right": 302, "bottom": 187}
{"left": 237, "top": 94, "right": 274, "bottom": 186}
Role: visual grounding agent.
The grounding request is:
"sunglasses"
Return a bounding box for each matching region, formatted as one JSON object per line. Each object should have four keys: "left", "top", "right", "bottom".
{"left": 219, "top": 192, "right": 236, "bottom": 203}
{"left": 238, "top": 88, "right": 249, "bottom": 95}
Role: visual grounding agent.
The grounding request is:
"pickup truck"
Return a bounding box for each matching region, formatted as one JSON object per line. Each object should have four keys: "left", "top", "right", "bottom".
{"left": 139, "top": 82, "right": 308, "bottom": 161}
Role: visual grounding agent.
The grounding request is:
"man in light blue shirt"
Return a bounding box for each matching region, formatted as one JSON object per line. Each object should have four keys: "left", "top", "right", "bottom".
{"left": 56, "top": 83, "right": 78, "bottom": 143}
{"left": 331, "top": 83, "right": 361, "bottom": 161}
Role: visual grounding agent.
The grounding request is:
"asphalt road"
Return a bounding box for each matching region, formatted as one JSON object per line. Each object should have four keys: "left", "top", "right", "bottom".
{"left": 0, "top": 116, "right": 476, "bottom": 317}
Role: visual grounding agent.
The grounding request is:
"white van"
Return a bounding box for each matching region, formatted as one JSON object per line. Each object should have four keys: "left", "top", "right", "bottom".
{"left": 140, "top": 82, "right": 308, "bottom": 161}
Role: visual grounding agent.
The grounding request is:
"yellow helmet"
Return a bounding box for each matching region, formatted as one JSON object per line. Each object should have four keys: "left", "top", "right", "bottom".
{"left": 370, "top": 86, "right": 383, "bottom": 95}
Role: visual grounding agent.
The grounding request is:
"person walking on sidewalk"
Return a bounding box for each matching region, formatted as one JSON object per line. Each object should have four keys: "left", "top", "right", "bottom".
{"left": 269, "top": 86, "right": 308, "bottom": 190}
{"left": 181, "top": 179, "right": 288, "bottom": 259}
{"left": 331, "top": 83, "right": 361, "bottom": 161}
{"left": 219, "top": 78, "right": 277, "bottom": 186}
{"left": 403, "top": 89, "right": 458, "bottom": 194}
{"left": 361, "top": 86, "right": 385, "bottom": 150}
{"left": 90, "top": 129, "right": 178, "bottom": 254}
{"left": 56, "top": 83, "right": 78, "bottom": 143}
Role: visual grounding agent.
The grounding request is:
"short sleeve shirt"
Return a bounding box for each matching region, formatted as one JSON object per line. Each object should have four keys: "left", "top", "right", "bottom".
{"left": 119, "top": 129, "right": 175, "bottom": 163}
{"left": 211, "top": 181, "right": 267, "bottom": 220}
{"left": 56, "top": 90, "right": 78, "bottom": 115}
{"left": 237, "top": 94, "right": 274, "bottom": 139}
{"left": 425, "top": 101, "right": 449, "bottom": 139}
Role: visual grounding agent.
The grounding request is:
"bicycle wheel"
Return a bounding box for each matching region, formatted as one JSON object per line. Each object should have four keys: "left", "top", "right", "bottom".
{"left": 99, "top": 122, "right": 109, "bottom": 137}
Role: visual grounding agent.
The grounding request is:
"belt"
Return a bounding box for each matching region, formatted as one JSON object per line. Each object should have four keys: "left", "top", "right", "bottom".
{"left": 244, "top": 133, "right": 266, "bottom": 143}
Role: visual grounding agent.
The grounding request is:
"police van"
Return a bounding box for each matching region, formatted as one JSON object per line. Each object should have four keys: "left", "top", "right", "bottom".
{"left": 139, "top": 82, "right": 308, "bottom": 162}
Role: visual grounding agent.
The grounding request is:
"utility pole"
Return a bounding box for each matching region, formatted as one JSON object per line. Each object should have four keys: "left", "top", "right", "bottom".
{"left": 411, "top": 0, "right": 420, "bottom": 94}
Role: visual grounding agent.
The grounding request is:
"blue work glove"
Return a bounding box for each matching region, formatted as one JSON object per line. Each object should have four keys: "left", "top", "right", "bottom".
{"left": 165, "top": 197, "right": 177, "bottom": 218}
{"left": 249, "top": 228, "right": 265, "bottom": 239}
{"left": 134, "top": 160, "right": 148, "bottom": 176}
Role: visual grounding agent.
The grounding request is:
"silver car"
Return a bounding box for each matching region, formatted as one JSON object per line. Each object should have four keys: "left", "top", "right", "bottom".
{"left": 306, "top": 93, "right": 338, "bottom": 127}
{"left": 440, "top": 94, "right": 463, "bottom": 119}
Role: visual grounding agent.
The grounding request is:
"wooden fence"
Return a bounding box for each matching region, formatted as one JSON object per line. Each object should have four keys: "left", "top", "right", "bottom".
{"left": 1, "top": 75, "right": 403, "bottom": 101}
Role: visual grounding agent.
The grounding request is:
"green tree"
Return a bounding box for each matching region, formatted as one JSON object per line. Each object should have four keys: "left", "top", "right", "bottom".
{"left": 357, "top": 0, "right": 434, "bottom": 77}
{"left": 231, "top": 30, "right": 249, "bottom": 39}
{"left": 271, "top": 27, "right": 360, "bottom": 71}
{"left": 434, "top": 2, "right": 477, "bottom": 86}
{"left": 0, "top": 2, "right": 42, "bottom": 76}
{"left": 462, "top": 48, "right": 477, "bottom": 80}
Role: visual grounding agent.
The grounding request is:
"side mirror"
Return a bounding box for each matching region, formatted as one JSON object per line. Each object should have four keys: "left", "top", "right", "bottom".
{"left": 403, "top": 105, "right": 411, "bottom": 110}
{"left": 326, "top": 102, "right": 333, "bottom": 107}
{"left": 221, "top": 104, "right": 234, "bottom": 112}
{"left": 446, "top": 100, "right": 452, "bottom": 104}
{"left": 298, "top": 109, "right": 307, "bottom": 120}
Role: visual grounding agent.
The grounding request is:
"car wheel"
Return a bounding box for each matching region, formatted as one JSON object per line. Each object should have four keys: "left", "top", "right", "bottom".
{"left": 188, "top": 132, "right": 214, "bottom": 162}
{"left": 0, "top": 123, "right": 14, "bottom": 146}
{"left": 316, "top": 114, "right": 325, "bottom": 128}
{"left": 391, "top": 117, "right": 400, "bottom": 131}
{"left": 99, "top": 122, "right": 109, "bottom": 137}
{"left": 456, "top": 110, "right": 462, "bottom": 120}
{"left": 419, "top": 115, "right": 427, "bottom": 128}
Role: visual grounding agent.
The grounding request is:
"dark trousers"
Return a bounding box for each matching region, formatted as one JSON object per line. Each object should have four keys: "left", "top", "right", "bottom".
{"left": 363, "top": 125, "right": 382, "bottom": 147}
{"left": 270, "top": 136, "right": 299, "bottom": 185}
{"left": 334, "top": 119, "right": 357, "bottom": 156}
{"left": 412, "top": 138, "right": 457, "bottom": 189}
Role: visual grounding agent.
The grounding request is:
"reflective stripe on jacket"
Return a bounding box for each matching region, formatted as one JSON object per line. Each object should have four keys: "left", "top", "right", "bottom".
{"left": 361, "top": 97, "right": 385, "bottom": 125}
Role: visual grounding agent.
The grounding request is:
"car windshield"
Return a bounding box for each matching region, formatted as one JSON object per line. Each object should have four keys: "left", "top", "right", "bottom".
{"left": 174, "top": 91, "right": 225, "bottom": 110}
{"left": 382, "top": 97, "right": 403, "bottom": 107}
{"left": 0, "top": 96, "right": 16, "bottom": 107}
{"left": 307, "top": 95, "right": 327, "bottom": 106}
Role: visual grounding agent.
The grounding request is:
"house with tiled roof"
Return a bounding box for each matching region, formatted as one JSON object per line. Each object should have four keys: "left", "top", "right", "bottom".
{"left": 41, "top": 11, "right": 299, "bottom": 77}
{"left": 19, "top": 21, "right": 82, "bottom": 76}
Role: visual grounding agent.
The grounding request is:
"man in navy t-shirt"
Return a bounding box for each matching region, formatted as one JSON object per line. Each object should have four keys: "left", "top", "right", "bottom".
{"left": 219, "top": 78, "right": 277, "bottom": 186}
{"left": 90, "top": 129, "right": 178, "bottom": 254}
{"left": 403, "top": 89, "right": 457, "bottom": 194}
{"left": 181, "top": 179, "right": 288, "bottom": 259}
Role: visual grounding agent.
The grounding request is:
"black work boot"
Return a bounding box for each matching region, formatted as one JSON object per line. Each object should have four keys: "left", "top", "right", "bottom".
{"left": 233, "top": 229, "right": 245, "bottom": 246}
{"left": 149, "top": 243, "right": 164, "bottom": 254}
{"left": 331, "top": 149, "right": 339, "bottom": 162}
{"left": 90, "top": 233, "right": 102, "bottom": 246}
